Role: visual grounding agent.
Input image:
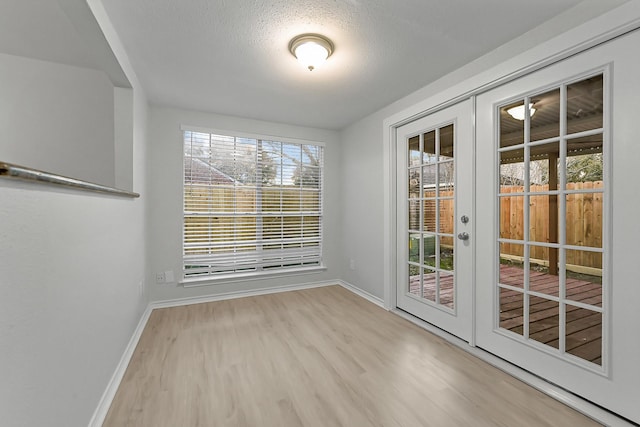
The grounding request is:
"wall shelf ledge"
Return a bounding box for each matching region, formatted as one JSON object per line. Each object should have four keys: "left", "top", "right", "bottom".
{"left": 0, "top": 161, "right": 139, "bottom": 198}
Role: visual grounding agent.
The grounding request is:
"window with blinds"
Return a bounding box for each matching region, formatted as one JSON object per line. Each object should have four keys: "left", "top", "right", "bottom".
{"left": 183, "top": 130, "right": 323, "bottom": 279}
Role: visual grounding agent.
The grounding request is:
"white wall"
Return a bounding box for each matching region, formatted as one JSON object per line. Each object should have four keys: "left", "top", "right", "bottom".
{"left": 0, "top": 2, "right": 149, "bottom": 426}
{"left": 338, "top": 0, "right": 636, "bottom": 301}
{"left": 146, "top": 106, "right": 341, "bottom": 302}
{"left": 340, "top": 113, "right": 386, "bottom": 298}
{"left": 0, "top": 52, "right": 116, "bottom": 186}
{"left": 0, "top": 91, "right": 147, "bottom": 427}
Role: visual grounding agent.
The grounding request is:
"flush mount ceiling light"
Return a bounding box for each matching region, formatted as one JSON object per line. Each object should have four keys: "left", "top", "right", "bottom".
{"left": 289, "top": 34, "right": 334, "bottom": 71}
{"left": 507, "top": 103, "right": 536, "bottom": 121}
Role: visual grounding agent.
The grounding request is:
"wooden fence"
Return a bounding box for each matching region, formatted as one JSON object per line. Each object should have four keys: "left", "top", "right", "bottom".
{"left": 410, "top": 191, "right": 455, "bottom": 233}
{"left": 413, "top": 182, "right": 603, "bottom": 270}
{"left": 184, "top": 185, "right": 321, "bottom": 254}
{"left": 499, "top": 181, "right": 603, "bottom": 270}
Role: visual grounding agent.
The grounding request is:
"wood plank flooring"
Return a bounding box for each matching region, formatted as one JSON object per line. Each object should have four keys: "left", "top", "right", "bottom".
{"left": 103, "top": 285, "right": 601, "bottom": 426}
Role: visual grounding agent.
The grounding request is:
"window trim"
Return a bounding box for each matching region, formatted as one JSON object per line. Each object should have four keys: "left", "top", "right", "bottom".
{"left": 181, "top": 125, "right": 327, "bottom": 149}
{"left": 180, "top": 125, "right": 326, "bottom": 285}
{"left": 179, "top": 265, "right": 328, "bottom": 287}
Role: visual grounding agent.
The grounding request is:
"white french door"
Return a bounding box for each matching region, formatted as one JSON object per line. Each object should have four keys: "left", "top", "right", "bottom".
{"left": 393, "top": 29, "right": 640, "bottom": 423}
{"left": 475, "top": 30, "right": 640, "bottom": 423}
{"left": 396, "top": 100, "right": 473, "bottom": 342}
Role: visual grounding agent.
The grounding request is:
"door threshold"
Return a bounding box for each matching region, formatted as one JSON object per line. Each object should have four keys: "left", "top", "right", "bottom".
{"left": 391, "top": 308, "right": 634, "bottom": 427}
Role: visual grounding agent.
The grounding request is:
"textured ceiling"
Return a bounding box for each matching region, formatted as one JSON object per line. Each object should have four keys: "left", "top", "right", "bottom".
{"left": 99, "top": 0, "right": 618, "bottom": 130}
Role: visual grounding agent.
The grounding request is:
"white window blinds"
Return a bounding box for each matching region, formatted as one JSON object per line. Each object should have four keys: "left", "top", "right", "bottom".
{"left": 183, "top": 130, "right": 323, "bottom": 279}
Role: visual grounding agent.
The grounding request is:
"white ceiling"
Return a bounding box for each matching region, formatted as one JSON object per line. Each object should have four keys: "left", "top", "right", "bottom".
{"left": 0, "top": 0, "right": 129, "bottom": 87}
{"left": 6, "top": 0, "right": 626, "bottom": 131}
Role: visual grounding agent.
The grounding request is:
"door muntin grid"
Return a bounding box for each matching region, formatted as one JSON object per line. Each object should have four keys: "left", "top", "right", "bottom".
{"left": 496, "top": 73, "right": 606, "bottom": 369}
{"left": 407, "top": 124, "right": 456, "bottom": 310}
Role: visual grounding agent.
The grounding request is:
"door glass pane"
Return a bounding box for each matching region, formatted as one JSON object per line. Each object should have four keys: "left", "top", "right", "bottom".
{"left": 423, "top": 164, "right": 436, "bottom": 188}
{"left": 423, "top": 184, "right": 436, "bottom": 200}
{"left": 529, "top": 244, "right": 559, "bottom": 297}
{"left": 440, "top": 124, "right": 454, "bottom": 160}
{"left": 439, "top": 162, "right": 455, "bottom": 194}
{"left": 440, "top": 272, "right": 454, "bottom": 309}
{"left": 422, "top": 268, "right": 437, "bottom": 302}
{"left": 438, "top": 198, "right": 454, "bottom": 234}
{"left": 500, "top": 100, "right": 525, "bottom": 148}
{"left": 409, "top": 234, "right": 420, "bottom": 263}
{"left": 566, "top": 306, "right": 602, "bottom": 365}
{"left": 529, "top": 296, "right": 559, "bottom": 349}
{"left": 499, "top": 287, "right": 523, "bottom": 334}
{"left": 439, "top": 236, "right": 454, "bottom": 271}
{"left": 529, "top": 142, "right": 560, "bottom": 192}
{"left": 566, "top": 134, "right": 603, "bottom": 185}
{"left": 500, "top": 149, "right": 525, "bottom": 193}
{"left": 566, "top": 249, "right": 602, "bottom": 308}
{"left": 529, "top": 194, "right": 559, "bottom": 244}
{"left": 423, "top": 130, "right": 436, "bottom": 162}
{"left": 408, "top": 200, "right": 420, "bottom": 231}
{"left": 408, "top": 136, "right": 421, "bottom": 167}
{"left": 408, "top": 265, "right": 420, "bottom": 297}
{"left": 566, "top": 193, "right": 603, "bottom": 248}
{"left": 567, "top": 75, "right": 603, "bottom": 135}
{"left": 423, "top": 199, "right": 436, "bottom": 232}
{"left": 423, "top": 234, "right": 436, "bottom": 267}
{"left": 408, "top": 168, "right": 420, "bottom": 198}
{"left": 499, "top": 242, "right": 524, "bottom": 288}
{"left": 530, "top": 88, "right": 560, "bottom": 142}
{"left": 499, "top": 195, "right": 524, "bottom": 240}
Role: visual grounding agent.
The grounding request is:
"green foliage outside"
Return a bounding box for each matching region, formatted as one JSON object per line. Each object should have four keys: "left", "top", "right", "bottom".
{"left": 566, "top": 153, "right": 603, "bottom": 182}
{"left": 408, "top": 236, "right": 454, "bottom": 275}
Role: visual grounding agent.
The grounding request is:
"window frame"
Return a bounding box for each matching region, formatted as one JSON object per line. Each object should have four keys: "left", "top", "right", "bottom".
{"left": 180, "top": 125, "right": 326, "bottom": 286}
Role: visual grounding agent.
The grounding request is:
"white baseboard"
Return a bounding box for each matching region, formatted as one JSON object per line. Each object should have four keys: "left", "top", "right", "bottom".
{"left": 338, "top": 280, "right": 385, "bottom": 308}
{"left": 88, "top": 304, "right": 153, "bottom": 427}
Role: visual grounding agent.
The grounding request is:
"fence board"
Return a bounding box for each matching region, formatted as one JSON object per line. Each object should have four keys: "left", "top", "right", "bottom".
{"left": 183, "top": 185, "right": 321, "bottom": 255}
{"left": 499, "top": 181, "right": 603, "bottom": 270}
{"left": 515, "top": 193, "right": 524, "bottom": 256}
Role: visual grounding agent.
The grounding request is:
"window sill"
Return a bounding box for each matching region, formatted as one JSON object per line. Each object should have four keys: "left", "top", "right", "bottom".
{"left": 180, "top": 265, "right": 327, "bottom": 288}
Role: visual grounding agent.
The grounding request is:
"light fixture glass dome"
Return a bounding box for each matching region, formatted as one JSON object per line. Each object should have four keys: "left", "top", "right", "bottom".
{"left": 289, "top": 34, "right": 334, "bottom": 71}
{"left": 507, "top": 103, "right": 536, "bottom": 121}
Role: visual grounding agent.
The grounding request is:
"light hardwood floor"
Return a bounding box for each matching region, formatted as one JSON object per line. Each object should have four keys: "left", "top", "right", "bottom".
{"left": 103, "top": 285, "right": 601, "bottom": 426}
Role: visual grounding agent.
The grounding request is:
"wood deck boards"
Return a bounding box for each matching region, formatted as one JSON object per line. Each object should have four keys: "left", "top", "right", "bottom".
{"left": 408, "top": 273, "right": 454, "bottom": 308}
{"left": 408, "top": 265, "right": 602, "bottom": 364}
{"left": 499, "top": 265, "right": 602, "bottom": 364}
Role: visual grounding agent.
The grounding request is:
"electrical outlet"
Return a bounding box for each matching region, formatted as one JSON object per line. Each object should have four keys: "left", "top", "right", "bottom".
{"left": 349, "top": 259, "right": 356, "bottom": 271}
{"left": 155, "top": 272, "right": 166, "bottom": 284}
{"left": 138, "top": 280, "right": 145, "bottom": 297}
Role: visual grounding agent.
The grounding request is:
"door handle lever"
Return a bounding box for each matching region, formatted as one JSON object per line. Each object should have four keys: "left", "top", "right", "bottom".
{"left": 458, "top": 232, "right": 469, "bottom": 241}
